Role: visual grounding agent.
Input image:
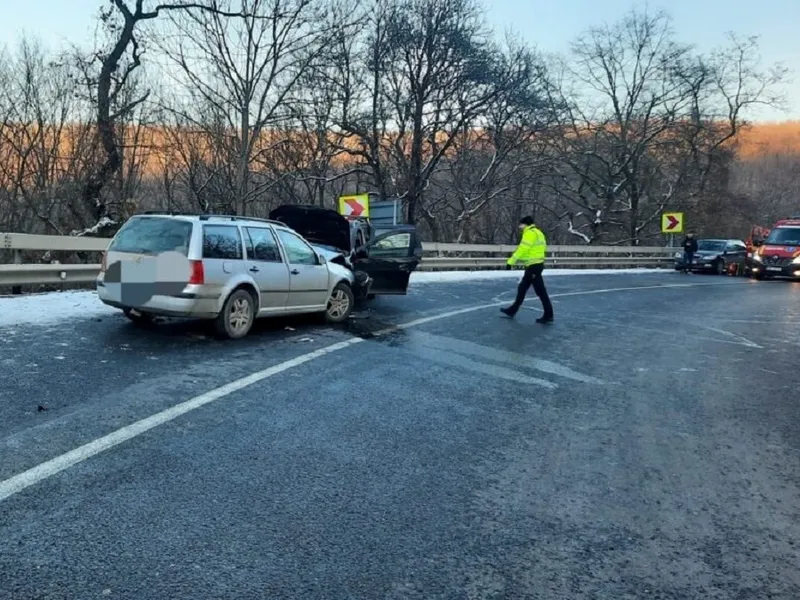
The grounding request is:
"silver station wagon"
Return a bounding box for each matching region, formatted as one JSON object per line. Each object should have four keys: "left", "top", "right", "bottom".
{"left": 96, "top": 213, "right": 361, "bottom": 339}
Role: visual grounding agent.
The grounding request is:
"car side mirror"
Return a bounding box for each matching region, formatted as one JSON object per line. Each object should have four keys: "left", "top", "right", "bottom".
{"left": 355, "top": 248, "right": 368, "bottom": 259}
{"left": 753, "top": 240, "right": 763, "bottom": 247}
{"left": 317, "top": 253, "right": 326, "bottom": 264}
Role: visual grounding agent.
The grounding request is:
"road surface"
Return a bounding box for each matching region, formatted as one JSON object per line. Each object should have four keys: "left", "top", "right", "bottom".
{"left": 1, "top": 273, "right": 799, "bottom": 599}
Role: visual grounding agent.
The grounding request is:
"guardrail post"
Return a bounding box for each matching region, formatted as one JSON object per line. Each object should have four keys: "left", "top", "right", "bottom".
{"left": 11, "top": 249, "right": 22, "bottom": 295}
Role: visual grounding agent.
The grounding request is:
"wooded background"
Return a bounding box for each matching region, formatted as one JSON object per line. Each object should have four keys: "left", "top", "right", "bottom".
{"left": 0, "top": 0, "right": 796, "bottom": 246}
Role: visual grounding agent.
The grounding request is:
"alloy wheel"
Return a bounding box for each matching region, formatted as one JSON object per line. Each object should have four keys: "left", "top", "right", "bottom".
{"left": 327, "top": 288, "right": 350, "bottom": 320}
{"left": 228, "top": 296, "right": 252, "bottom": 335}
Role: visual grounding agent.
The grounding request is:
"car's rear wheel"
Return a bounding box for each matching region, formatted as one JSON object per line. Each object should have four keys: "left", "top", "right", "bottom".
{"left": 325, "top": 282, "right": 354, "bottom": 324}
{"left": 214, "top": 288, "right": 255, "bottom": 339}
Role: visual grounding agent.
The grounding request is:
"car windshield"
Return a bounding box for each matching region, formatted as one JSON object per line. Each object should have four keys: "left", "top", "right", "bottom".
{"left": 765, "top": 227, "right": 800, "bottom": 246}
{"left": 697, "top": 240, "right": 726, "bottom": 251}
{"left": 109, "top": 217, "right": 193, "bottom": 255}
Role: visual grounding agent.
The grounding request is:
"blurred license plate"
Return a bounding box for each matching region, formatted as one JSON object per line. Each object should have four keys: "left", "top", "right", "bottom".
{"left": 767, "top": 267, "right": 781, "bottom": 271}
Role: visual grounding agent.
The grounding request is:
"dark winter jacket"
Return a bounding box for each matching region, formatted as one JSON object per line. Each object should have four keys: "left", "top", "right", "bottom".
{"left": 683, "top": 237, "right": 698, "bottom": 253}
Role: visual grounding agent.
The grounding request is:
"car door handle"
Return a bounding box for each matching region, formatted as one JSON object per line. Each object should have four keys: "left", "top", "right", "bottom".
{"left": 249, "top": 266, "right": 259, "bottom": 273}
{"left": 290, "top": 269, "right": 299, "bottom": 275}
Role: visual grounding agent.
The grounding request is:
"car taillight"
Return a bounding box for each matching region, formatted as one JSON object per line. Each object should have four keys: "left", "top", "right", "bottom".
{"left": 188, "top": 260, "right": 204, "bottom": 285}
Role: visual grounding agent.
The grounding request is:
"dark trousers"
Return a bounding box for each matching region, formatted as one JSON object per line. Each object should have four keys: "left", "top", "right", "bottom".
{"left": 683, "top": 251, "right": 694, "bottom": 272}
{"left": 509, "top": 263, "right": 553, "bottom": 317}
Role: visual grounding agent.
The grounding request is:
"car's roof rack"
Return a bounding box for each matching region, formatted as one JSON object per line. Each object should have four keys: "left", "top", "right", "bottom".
{"left": 139, "top": 211, "right": 285, "bottom": 226}
{"left": 198, "top": 214, "right": 286, "bottom": 226}
{"left": 141, "top": 210, "right": 198, "bottom": 216}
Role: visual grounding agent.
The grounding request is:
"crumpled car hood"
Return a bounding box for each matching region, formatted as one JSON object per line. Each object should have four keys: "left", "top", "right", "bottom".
{"left": 311, "top": 243, "right": 353, "bottom": 268}
{"left": 269, "top": 204, "right": 351, "bottom": 253}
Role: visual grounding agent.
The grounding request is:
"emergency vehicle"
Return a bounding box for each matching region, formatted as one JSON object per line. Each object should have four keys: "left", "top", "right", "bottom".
{"left": 743, "top": 225, "right": 770, "bottom": 275}
{"left": 750, "top": 216, "right": 800, "bottom": 280}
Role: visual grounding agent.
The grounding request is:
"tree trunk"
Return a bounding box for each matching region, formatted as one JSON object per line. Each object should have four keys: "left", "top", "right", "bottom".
{"left": 237, "top": 102, "right": 251, "bottom": 216}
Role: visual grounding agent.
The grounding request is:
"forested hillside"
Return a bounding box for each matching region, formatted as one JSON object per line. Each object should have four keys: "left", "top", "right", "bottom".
{"left": 0, "top": 1, "right": 794, "bottom": 246}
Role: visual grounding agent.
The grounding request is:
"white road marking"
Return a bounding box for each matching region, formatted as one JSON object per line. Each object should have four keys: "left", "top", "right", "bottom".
{"left": 0, "top": 339, "right": 363, "bottom": 503}
{"left": 703, "top": 327, "right": 763, "bottom": 349}
{"left": 411, "top": 331, "right": 602, "bottom": 384}
{"left": 0, "top": 279, "right": 741, "bottom": 503}
{"left": 410, "top": 345, "right": 557, "bottom": 389}
{"left": 566, "top": 315, "right": 765, "bottom": 349}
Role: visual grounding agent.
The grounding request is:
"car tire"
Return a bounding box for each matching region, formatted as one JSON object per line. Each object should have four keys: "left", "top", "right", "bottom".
{"left": 214, "top": 288, "right": 256, "bottom": 340}
{"left": 123, "top": 308, "right": 155, "bottom": 326}
{"left": 714, "top": 259, "right": 725, "bottom": 275}
{"left": 325, "top": 282, "right": 354, "bottom": 324}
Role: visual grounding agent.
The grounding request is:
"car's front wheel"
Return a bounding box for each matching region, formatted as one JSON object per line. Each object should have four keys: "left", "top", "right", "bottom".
{"left": 214, "top": 288, "right": 256, "bottom": 339}
{"left": 714, "top": 259, "right": 726, "bottom": 275}
{"left": 325, "top": 282, "right": 354, "bottom": 324}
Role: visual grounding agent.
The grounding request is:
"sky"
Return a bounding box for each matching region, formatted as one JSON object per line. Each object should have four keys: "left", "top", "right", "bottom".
{"left": 0, "top": 0, "right": 797, "bottom": 121}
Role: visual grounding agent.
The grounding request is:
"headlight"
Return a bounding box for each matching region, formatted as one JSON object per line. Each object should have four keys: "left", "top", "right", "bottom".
{"left": 674, "top": 252, "right": 682, "bottom": 258}
{"left": 752, "top": 253, "right": 762, "bottom": 262}
{"left": 792, "top": 256, "right": 800, "bottom": 265}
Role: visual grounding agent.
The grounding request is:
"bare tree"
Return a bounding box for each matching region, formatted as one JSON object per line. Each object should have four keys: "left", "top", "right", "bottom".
{"left": 0, "top": 37, "right": 94, "bottom": 235}
{"left": 73, "top": 0, "right": 263, "bottom": 233}
{"left": 543, "top": 8, "right": 786, "bottom": 245}
{"left": 151, "top": 0, "right": 352, "bottom": 215}
{"left": 426, "top": 39, "right": 552, "bottom": 242}
{"left": 331, "top": 0, "right": 521, "bottom": 230}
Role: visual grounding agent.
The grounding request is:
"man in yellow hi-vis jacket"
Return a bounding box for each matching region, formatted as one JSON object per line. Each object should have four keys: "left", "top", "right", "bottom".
{"left": 501, "top": 216, "right": 554, "bottom": 323}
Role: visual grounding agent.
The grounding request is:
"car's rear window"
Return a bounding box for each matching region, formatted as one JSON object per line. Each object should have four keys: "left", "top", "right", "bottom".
{"left": 109, "top": 217, "right": 193, "bottom": 255}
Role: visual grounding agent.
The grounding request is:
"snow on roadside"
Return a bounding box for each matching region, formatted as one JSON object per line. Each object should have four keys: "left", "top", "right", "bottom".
{"left": 0, "top": 290, "right": 117, "bottom": 328}
{"left": 0, "top": 268, "right": 671, "bottom": 328}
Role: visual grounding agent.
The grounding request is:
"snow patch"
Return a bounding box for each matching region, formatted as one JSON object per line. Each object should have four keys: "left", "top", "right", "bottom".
{"left": 70, "top": 216, "right": 116, "bottom": 237}
{"left": 0, "top": 290, "right": 118, "bottom": 328}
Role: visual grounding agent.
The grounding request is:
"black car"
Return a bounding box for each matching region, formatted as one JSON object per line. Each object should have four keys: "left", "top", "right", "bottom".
{"left": 268, "top": 204, "right": 423, "bottom": 298}
{"left": 674, "top": 239, "right": 748, "bottom": 275}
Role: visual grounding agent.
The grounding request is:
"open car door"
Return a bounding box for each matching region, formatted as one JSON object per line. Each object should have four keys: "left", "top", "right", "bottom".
{"left": 353, "top": 228, "right": 422, "bottom": 295}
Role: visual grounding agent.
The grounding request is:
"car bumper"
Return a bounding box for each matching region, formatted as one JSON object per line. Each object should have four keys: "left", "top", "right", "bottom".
{"left": 750, "top": 263, "right": 800, "bottom": 278}
{"left": 674, "top": 260, "right": 718, "bottom": 271}
{"left": 96, "top": 279, "right": 221, "bottom": 319}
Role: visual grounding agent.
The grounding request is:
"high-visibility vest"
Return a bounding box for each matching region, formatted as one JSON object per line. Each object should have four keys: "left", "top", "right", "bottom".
{"left": 507, "top": 225, "right": 547, "bottom": 266}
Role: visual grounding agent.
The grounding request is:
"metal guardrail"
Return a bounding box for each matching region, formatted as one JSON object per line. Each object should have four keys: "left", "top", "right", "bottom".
{"left": 1, "top": 232, "right": 674, "bottom": 288}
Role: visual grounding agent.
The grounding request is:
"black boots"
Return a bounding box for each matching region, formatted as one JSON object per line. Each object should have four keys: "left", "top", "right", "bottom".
{"left": 501, "top": 307, "right": 553, "bottom": 323}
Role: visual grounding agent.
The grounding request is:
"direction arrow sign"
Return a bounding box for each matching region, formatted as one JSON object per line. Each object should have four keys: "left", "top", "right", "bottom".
{"left": 345, "top": 199, "right": 364, "bottom": 216}
{"left": 661, "top": 212, "right": 684, "bottom": 234}
{"left": 338, "top": 194, "right": 370, "bottom": 218}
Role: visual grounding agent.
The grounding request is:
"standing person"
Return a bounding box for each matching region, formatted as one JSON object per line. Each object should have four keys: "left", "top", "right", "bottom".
{"left": 682, "top": 232, "right": 698, "bottom": 273}
{"left": 501, "top": 216, "right": 554, "bottom": 323}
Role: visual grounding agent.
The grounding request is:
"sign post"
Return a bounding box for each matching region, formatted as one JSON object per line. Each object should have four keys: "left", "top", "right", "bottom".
{"left": 338, "top": 194, "right": 370, "bottom": 218}
{"left": 661, "top": 212, "right": 684, "bottom": 247}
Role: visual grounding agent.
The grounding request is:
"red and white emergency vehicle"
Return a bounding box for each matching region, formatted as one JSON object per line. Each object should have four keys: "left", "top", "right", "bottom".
{"left": 750, "top": 216, "right": 800, "bottom": 280}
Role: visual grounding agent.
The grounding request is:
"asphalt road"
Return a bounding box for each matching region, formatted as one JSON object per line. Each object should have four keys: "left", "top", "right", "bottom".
{"left": 1, "top": 272, "right": 799, "bottom": 599}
